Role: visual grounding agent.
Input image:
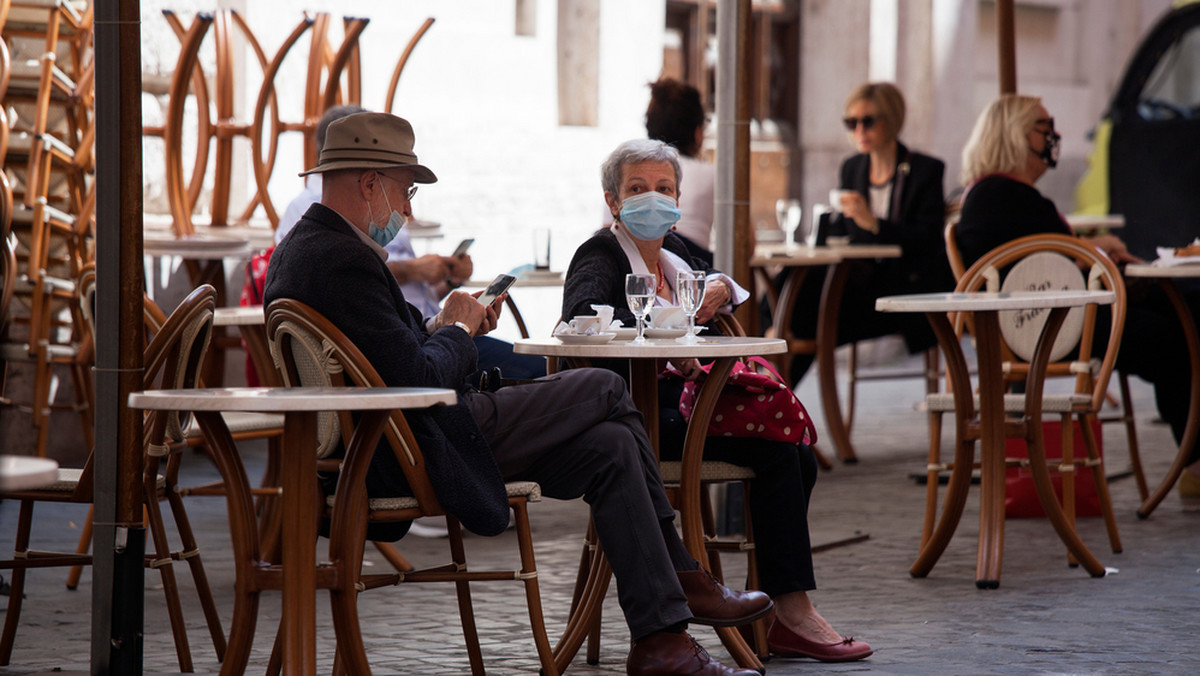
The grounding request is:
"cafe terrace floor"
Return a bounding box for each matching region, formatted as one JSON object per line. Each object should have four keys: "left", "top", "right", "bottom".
{"left": 2, "top": 346, "right": 1198, "bottom": 675}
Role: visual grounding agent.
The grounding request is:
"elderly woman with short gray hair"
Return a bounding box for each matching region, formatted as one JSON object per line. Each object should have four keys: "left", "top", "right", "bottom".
{"left": 562, "top": 138, "right": 874, "bottom": 663}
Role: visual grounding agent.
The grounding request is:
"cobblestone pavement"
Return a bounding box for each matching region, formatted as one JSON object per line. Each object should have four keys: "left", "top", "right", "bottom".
{"left": 2, "top": 351, "right": 1199, "bottom": 675}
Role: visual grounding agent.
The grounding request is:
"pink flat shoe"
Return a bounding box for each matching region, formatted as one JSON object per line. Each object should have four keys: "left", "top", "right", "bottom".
{"left": 766, "top": 620, "right": 873, "bottom": 662}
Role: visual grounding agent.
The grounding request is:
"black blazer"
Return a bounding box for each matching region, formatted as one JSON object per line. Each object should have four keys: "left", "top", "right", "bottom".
{"left": 833, "top": 142, "right": 953, "bottom": 294}
{"left": 264, "top": 203, "right": 510, "bottom": 537}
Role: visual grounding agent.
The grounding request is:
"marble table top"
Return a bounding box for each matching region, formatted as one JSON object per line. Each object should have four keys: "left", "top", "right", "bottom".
{"left": 213, "top": 306, "right": 266, "bottom": 326}
{"left": 514, "top": 335, "right": 786, "bottom": 358}
{"left": 876, "top": 290, "right": 1116, "bottom": 313}
{"left": 0, "top": 455, "right": 60, "bottom": 491}
{"left": 143, "top": 233, "right": 252, "bottom": 259}
{"left": 751, "top": 242, "right": 901, "bottom": 267}
{"left": 1065, "top": 213, "right": 1125, "bottom": 231}
{"left": 129, "top": 386, "right": 457, "bottom": 412}
{"left": 1124, "top": 263, "right": 1200, "bottom": 279}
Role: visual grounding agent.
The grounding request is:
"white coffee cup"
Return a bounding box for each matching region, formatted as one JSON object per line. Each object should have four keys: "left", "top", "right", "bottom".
{"left": 590, "top": 304, "right": 615, "bottom": 330}
{"left": 569, "top": 316, "right": 602, "bottom": 334}
{"left": 829, "top": 189, "right": 853, "bottom": 213}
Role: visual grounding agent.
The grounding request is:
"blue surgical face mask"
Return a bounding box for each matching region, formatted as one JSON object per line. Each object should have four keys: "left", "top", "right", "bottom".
{"left": 618, "top": 191, "right": 681, "bottom": 240}
{"left": 367, "top": 190, "right": 406, "bottom": 246}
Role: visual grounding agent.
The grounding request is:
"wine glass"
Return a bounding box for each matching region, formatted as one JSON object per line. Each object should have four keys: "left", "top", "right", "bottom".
{"left": 775, "top": 198, "right": 803, "bottom": 249}
{"left": 625, "top": 273, "right": 655, "bottom": 344}
{"left": 676, "top": 271, "right": 707, "bottom": 344}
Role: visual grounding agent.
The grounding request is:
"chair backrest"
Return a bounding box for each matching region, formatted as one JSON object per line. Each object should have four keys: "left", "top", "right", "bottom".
{"left": 265, "top": 297, "right": 443, "bottom": 512}
{"left": 954, "top": 233, "right": 1125, "bottom": 412}
{"left": 1, "top": 235, "right": 13, "bottom": 334}
{"left": 944, "top": 214, "right": 966, "bottom": 282}
{"left": 72, "top": 284, "right": 215, "bottom": 501}
{"left": 142, "top": 284, "right": 217, "bottom": 445}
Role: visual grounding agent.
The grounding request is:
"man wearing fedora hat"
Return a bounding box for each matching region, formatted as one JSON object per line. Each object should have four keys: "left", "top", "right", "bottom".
{"left": 264, "top": 111, "right": 765, "bottom": 675}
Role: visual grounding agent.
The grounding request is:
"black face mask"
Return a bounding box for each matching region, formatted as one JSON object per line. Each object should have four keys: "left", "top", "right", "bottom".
{"left": 1031, "top": 129, "right": 1062, "bottom": 169}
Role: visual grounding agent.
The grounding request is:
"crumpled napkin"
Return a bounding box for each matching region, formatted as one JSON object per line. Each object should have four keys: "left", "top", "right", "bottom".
{"left": 649, "top": 306, "right": 686, "bottom": 329}
{"left": 553, "top": 320, "right": 600, "bottom": 336}
{"left": 1153, "top": 240, "right": 1200, "bottom": 267}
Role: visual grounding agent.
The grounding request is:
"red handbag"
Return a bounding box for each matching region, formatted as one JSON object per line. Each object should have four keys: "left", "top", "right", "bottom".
{"left": 674, "top": 356, "right": 817, "bottom": 446}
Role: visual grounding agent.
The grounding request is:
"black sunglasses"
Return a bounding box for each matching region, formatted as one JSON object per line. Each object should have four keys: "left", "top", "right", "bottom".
{"left": 842, "top": 115, "right": 878, "bottom": 131}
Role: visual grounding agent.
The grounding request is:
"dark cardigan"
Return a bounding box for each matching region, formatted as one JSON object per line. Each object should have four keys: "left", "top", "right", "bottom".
{"left": 562, "top": 228, "right": 717, "bottom": 326}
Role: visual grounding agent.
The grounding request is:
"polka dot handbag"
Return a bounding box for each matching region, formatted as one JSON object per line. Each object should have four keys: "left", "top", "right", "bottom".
{"left": 677, "top": 356, "right": 817, "bottom": 446}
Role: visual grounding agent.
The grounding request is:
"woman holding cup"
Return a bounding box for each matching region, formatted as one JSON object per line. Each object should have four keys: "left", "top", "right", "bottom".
{"left": 778, "top": 82, "right": 953, "bottom": 385}
{"left": 562, "top": 138, "right": 873, "bottom": 663}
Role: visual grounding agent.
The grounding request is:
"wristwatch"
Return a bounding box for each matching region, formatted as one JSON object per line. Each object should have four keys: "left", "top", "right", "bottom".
{"left": 452, "top": 320, "right": 473, "bottom": 335}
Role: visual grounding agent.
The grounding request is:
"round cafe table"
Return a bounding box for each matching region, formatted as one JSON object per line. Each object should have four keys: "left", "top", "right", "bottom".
{"left": 0, "top": 455, "right": 60, "bottom": 492}
{"left": 1122, "top": 263, "right": 1200, "bottom": 518}
{"left": 514, "top": 335, "right": 785, "bottom": 673}
{"left": 752, "top": 242, "right": 902, "bottom": 464}
{"left": 143, "top": 234, "right": 254, "bottom": 387}
{"left": 877, "top": 290, "right": 1115, "bottom": 588}
{"left": 129, "top": 386, "right": 456, "bottom": 676}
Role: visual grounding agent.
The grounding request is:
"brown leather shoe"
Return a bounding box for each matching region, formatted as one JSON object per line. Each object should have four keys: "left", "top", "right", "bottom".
{"left": 627, "top": 631, "right": 761, "bottom": 676}
{"left": 766, "top": 619, "right": 873, "bottom": 662}
{"left": 677, "top": 569, "right": 772, "bottom": 626}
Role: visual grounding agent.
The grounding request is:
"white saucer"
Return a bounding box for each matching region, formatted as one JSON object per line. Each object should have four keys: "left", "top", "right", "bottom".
{"left": 555, "top": 332, "right": 616, "bottom": 345}
{"left": 644, "top": 327, "right": 688, "bottom": 339}
{"left": 609, "top": 327, "right": 639, "bottom": 341}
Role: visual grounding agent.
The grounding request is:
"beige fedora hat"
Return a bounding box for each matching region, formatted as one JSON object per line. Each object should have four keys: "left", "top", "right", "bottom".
{"left": 299, "top": 112, "right": 437, "bottom": 183}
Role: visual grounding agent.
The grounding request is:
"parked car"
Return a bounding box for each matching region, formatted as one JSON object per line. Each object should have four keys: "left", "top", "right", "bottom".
{"left": 1075, "top": 0, "right": 1200, "bottom": 260}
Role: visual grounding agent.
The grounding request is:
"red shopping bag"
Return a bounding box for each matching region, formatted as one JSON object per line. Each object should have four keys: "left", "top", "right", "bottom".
{"left": 1004, "top": 418, "right": 1102, "bottom": 518}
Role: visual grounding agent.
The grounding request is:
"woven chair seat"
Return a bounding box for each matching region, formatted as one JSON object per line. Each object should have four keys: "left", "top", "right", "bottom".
{"left": 0, "top": 340, "right": 79, "bottom": 360}
{"left": 5, "top": 60, "right": 78, "bottom": 98}
{"left": 5, "top": 131, "right": 79, "bottom": 160}
{"left": 926, "top": 392, "right": 1091, "bottom": 414}
{"left": 184, "top": 411, "right": 284, "bottom": 438}
{"left": 326, "top": 481, "right": 542, "bottom": 512}
{"left": 10, "top": 202, "right": 77, "bottom": 228}
{"left": 32, "top": 467, "right": 165, "bottom": 493}
{"left": 5, "top": 0, "right": 90, "bottom": 29}
{"left": 658, "top": 461, "right": 755, "bottom": 484}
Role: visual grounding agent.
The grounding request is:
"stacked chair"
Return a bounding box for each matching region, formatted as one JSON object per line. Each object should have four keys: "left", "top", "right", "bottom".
{"left": 0, "top": 0, "right": 95, "bottom": 457}
{"left": 0, "top": 285, "right": 226, "bottom": 672}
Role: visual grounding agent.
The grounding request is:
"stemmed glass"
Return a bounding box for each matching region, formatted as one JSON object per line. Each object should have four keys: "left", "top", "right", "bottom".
{"left": 625, "top": 273, "right": 655, "bottom": 344}
{"left": 676, "top": 271, "right": 707, "bottom": 344}
{"left": 776, "top": 198, "right": 803, "bottom": 249}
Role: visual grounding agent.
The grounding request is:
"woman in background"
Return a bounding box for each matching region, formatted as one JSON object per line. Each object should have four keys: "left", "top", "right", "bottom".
{"left": 957, "top": 92, "right": 1200, "bottom": 509}
{"left": 781, "top": 82, "right": 951, "bottom": 385}
{"left": 644, "top": 78, "right": 715, "bottom": 265}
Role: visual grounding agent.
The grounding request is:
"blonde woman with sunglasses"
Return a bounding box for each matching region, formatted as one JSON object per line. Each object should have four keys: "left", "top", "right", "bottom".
{"left": 779, "top": 82, "right": 952, "bottom": 386}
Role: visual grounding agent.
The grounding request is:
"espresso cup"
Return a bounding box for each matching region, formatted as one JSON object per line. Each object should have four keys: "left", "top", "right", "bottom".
{"left": 569, "top": 316, "right": 602, "bottom": 334}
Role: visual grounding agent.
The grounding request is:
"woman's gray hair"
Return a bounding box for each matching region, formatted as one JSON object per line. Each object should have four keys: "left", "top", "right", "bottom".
{"left": 600, "top": 138, "right": 682, "bottom": 196}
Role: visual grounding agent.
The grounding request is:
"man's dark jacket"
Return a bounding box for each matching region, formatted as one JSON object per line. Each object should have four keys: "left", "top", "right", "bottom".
{"left": 264, "top": 203, "right": 510, "bottom": 536}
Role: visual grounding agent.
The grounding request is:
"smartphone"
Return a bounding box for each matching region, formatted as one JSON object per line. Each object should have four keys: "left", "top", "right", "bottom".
{"left": 451, "top": 238, "right": 474, "bottom": 258}
{"left": 476, "top": 273, "right": 516, "bottom": 306}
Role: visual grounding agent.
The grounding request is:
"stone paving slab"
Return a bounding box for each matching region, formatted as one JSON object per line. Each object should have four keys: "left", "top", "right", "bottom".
{"left": 2, "top": 354, "right": 1200, "bottom": 674}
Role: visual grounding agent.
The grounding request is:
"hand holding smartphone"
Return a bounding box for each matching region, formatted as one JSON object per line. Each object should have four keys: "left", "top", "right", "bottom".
{"left": 476, "top": 273, "right": 516, "bottom": 307}
{"left": 451, "top": 238, "right": 474, "bottom": 258}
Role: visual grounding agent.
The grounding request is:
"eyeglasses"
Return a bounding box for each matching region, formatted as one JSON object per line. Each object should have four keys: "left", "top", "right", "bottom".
{"left": 1033, "top": 117, "right": 1056, "bottom": 133}
{"left": 376, "top": 173, "right": 419, "bottom": 200}
{"left": 842, "top": 115, "right": 878, "bottom": 131}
